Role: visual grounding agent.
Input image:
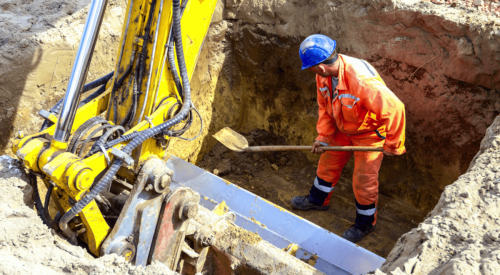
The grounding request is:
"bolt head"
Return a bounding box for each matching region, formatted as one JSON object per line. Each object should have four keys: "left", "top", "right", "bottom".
{"left": 183, "top": 202, "right": 199, "bottom": 219}
{"left": 160, "top": 174, "right": 171, "bottom": 188}
{"left": 76, "top": 170, "right": 93, "bottom": 190}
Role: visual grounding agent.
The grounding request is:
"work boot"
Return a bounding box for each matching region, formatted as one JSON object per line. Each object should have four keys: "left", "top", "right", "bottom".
{"left": 291, "top": 195, "right": 329, "bottom": 211}
{"left": 341, "top": 224, "right": 375, "bottom": 243}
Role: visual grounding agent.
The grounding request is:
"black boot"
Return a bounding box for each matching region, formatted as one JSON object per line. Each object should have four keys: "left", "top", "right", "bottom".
{"left": 291, "top": 195, "right": 329, "bottom": 211}
{"left": 341, "top": 224, "right": 375, "bottom": 243}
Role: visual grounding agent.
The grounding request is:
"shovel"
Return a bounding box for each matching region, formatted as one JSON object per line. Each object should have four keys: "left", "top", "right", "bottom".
{"left": 213, "top": 127, "right": 383, "bottom": 152}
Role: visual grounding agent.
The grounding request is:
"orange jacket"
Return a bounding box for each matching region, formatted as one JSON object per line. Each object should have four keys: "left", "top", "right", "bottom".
{"left": 315, "top": 54, "right": 406, "bottom": 155}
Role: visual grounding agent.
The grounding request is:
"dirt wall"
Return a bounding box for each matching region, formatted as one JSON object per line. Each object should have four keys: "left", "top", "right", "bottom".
{"left": 188, "top": 0, "right": 500, "bottom": 213}
{"left": 3, "top": 0, "right": 500, "bottom": 233}
{"left": 375, "top": 116, "right": 500, "bottom": 275}
{"left": 0, "top": 0, "right": 125, "bottom": 155}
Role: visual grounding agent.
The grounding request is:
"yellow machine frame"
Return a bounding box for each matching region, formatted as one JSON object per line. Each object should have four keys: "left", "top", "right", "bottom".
{"left": 13, "top": 0, "right": 217, "bottom": 256}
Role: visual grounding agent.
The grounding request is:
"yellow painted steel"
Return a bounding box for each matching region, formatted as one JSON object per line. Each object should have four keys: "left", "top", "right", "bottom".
{"left": 213, "top": 201, "right": 230, "bottom": 216}
{"left": 106, "top": 0, "right": 149, "bottom": 125}
{"left": 16, "top": 138, "right": 49, "bottom": 173}
{"left": 12, "top": 0, "right": 218, "bottom": 260}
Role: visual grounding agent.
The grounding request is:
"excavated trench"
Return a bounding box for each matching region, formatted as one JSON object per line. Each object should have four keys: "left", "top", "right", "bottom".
{"left": 170, "top": 0, "right": 500, "bottom": 261}
{"left": 2, "top": 0, "right": 500, "bottom": 273}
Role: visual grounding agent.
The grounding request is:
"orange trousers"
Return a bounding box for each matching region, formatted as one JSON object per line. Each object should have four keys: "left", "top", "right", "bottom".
{"left": 308, "top": 130, "right": 384, "bottom": 229}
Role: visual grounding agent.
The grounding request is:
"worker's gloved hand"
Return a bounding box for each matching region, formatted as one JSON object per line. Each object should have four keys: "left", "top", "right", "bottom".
{"left": 311, "top": 141, "right": 325, "bottom": 154}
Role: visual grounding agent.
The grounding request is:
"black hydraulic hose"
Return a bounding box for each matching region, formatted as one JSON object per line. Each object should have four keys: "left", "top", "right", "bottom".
{"left": 85, "top": 131, "right": 140, "bottom": 157}
{"left": 67, "top": 117, "right": 107, "bottom": 153}
{"left": 77, "top": 84, "right": 107, "bottom": 108}
{"left": 120, "top": 54, "right": 140, "bottom": 127}
{"left": 59, "top": 0, "right": 192, "bottom": 243}
{"left": 89, "top": 125, "right": 125, "bottom": 154}
{"left": 110, "top": 63, "right": 135, "bottom": 124}
{"left": 30, "top": 172, "right": 52, "bottom": 227}
{"left": 123, "top": 68, "right": 140, "bottom": 127}
{"left": 135, "top": 0, "right": 158, "bottom": 111}
{"left": 44, "top": 183, "right": 54, "bottom": 225}
{"left": 77, "top": 124, "right": 115, "bottom": 157}
{"left": 166, "top": 0, "right": 189, "bottom": 98}
{"left": 167, "top": 44, "right": 183, "bottom": 98}
{"left": 40, "top": 71, "right": 114, "bottom": 131}
{"left": 83, "top": 71, "right": 115, "bottom": 92}
{"left": 55, "top": 71, "right": 115, "bottom": 114}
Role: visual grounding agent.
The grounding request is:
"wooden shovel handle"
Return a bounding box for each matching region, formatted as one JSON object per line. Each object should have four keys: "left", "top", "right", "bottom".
{"left": 244, "top": 146, "right": 383, "bottom": 152}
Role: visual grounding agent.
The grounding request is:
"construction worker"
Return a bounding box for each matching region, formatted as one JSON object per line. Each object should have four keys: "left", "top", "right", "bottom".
{"left": 291, "top": 34, "right": 406, "bottom": 243}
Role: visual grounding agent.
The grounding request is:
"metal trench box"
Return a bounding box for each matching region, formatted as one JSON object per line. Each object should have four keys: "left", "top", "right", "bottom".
{"left": 165, "top": 155, "right": 385, "bottom": 275}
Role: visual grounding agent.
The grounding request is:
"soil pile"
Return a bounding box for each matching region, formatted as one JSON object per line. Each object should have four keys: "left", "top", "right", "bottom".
{"left": 199, "top": 129, "right": 426, "bottom": 257}
{"left": 373, "top": 116, "right": 500, "bottom": 275}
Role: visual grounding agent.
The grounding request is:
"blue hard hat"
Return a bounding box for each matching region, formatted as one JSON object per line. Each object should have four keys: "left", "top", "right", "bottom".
{"left": 299, "top": 34, "right": 337, "bottom": 70}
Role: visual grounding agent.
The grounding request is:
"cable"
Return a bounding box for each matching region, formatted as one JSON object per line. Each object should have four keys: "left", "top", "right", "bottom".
{"left": 44, "top": 183, "right": 55, "bottom": 226}
{"left": 84, "top": 131, "right": 140, "bottom": 157}
{"left": 30, "top": 172, "right": 53, "bottom": 227}
{"left": 59, "top": 0, "right": 192, "bottom": 243}
{"left": 67, "top": 117, "right": 107, "bottom": 154}
{"left": 89, "top": 125, "right": 126, "bottom": 154}
{"left": 77, "top": 84, "right": 107, "bottom": 108}
{"left": 40, "top": 71, "right": 114, "bottom": 131}
{"left": 174, "top": 104, "right": 203, "bottom": 141}
{"left": 168, "top": 0, "right": 189, "bottom": 99}
{"left": 77, "top": 124, "right": 115, "bottom": 157}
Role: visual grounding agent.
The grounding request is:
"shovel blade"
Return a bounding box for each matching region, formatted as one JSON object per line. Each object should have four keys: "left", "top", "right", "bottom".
{"left": 212, "top": 127, "right": 248, "bottom": 152}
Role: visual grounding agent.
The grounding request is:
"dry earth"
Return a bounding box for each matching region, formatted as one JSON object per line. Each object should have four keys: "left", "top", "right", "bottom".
{"left": 199, "top": 129, "right": 426, "bottom": 258}
{"left": 0, "top": 155, "right": 178, "bottom": 275}
{"left": 2, "top": 0, "right": 500, "bottom": 274}
{"left": 198, "top": 0, "right": 500, "bottom": 216}
{"left": 0, "top": 0, "right": 125, "bottom": 155}
{"left": 373, "top": 116, "right": 500, "bottom": 275}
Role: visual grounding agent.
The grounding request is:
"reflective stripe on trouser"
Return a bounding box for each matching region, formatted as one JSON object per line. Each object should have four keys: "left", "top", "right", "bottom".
{"left": 309, "top": 130, "right": 384, "bottom": 227}
{"left": 309, "top": 176, "right": 336, "bottom": 206}
{"left": 355, "top": 199, "right": 376, "bottom": 231}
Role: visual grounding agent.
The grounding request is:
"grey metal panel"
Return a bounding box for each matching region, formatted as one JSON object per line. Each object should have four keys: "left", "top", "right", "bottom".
{"left": 166, "top": 156, "right": 385, "bottom": 275}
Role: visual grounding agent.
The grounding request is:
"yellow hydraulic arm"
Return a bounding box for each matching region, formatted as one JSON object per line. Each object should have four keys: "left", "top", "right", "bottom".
{"left": 12, "top": 0, "right": 217, "bottom": 262}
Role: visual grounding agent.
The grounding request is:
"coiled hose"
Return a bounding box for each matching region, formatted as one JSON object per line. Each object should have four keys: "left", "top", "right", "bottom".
{"left": 166, "top": 0, "right": 189, "bottom": 99}
{"left": 168, "top": 43, "right": 183, "bottom": 98}
{"left": 59, "top": 0, "right": 192, "bottom": 243}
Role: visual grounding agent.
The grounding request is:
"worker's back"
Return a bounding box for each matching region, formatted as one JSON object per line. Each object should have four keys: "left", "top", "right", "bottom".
{"left": 316, "top": 54, "right": 405, "bottom": 140}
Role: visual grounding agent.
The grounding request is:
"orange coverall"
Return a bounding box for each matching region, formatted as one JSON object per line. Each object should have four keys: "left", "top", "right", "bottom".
{"left": 309, "top": 54, "right": 406, "bottom": 229}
